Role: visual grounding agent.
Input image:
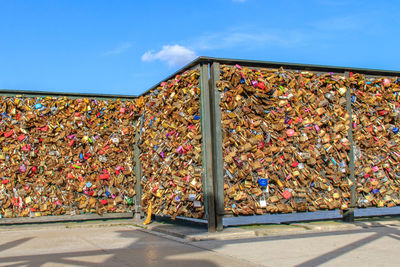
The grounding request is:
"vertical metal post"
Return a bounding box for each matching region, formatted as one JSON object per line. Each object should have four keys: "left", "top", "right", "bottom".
{"left": 134, "top": 116, "right": 144, "bottom": 220}
{"left": 344, "top": 71, "right": 355, "bottom": 222}
{"left": 199, "top": 63, "right": 217, "bottom": 232}
{"left": 209, "top": 62, "right": 224, "bottom": 231}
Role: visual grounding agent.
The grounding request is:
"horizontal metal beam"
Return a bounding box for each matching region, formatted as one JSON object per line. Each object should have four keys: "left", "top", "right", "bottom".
{"left": 223, "top": 207, "right": 400, "bottom": 226}
{"left": 0, "top": 212, "right": 134, "bottom": 225}
{"left": 0, "top": 89, "right": 137, "bottom": 99}
{"left": 354, "top": 206, "right": 400, "bottom": 217}
{"left": 195, "top": 57, "right": 400, "bottom": 77}
{"left": 138, "top": 56, "right": 400, "bottom": 97}
{"left": 223, "top": 210, "right": 342, "bottom": 226}
{"left": 155, "top": 215, "right": 208, "bottom": 225}
{"left": 2, "top": 57, "right": 399, "bottom": 99}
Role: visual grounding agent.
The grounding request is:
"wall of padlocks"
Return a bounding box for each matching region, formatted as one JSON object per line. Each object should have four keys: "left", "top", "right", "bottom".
{"left": 139, "top": 69, "right": 205, "bottom": 219}
{"left": 1, "top": 59, "right": 399, "bottom": 221}
{"left": 218, "top": 65, "right": 352, "bottom": 215}
{"left": 350, "top": 74, "right": 400, "bottom": 208}
{"left": 0, "top": 96, "right": 140, "bottom": 218}
{"left": 217, "top": 64, "right": 400, "bottom": 216}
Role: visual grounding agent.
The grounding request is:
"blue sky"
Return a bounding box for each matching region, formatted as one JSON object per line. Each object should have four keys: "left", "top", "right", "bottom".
{"left": 0, "top": 0, "right": 399, "bottom": 95}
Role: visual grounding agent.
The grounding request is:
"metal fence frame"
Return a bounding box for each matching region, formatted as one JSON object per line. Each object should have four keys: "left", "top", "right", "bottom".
{"left": 2, "top": 57, "right": 400, "bottom": 232}
{"left": 199, "top": 57, "right": 400, "bottom": 231}
{"left": 0, "top": 90, "right": 140, "bottom": 225}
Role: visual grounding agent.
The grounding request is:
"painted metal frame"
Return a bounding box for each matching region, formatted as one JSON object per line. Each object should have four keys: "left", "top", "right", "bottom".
{"left": 3, "top": 56, "right": 399, "bottom": 98}
{"left": 0, "top": 89, "right": 136, "bottom": 99}
{"left": 0, "top": 89, "right": 139, "bottom": 222}
{"left": 199, "top": 63, "right": 216, "bottom": 232}
{"left": 204, "top": 58, "right": 400, "bottom": 230}
{"left": 134, "top": 63, "right": 213, "bottom": 228}
{"left": 2, "top": 56, "right": 400, "bottom": 231}
{"left": 344, "top": 71, "right": 356, "bottom": 222}
{"left": 134, "top": 115, "right": 144, "bottom": 220}
{"left": 209, "top": 62, "right": 224, "bottom": 231}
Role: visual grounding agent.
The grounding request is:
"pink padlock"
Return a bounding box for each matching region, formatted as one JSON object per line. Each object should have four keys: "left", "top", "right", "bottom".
{"left": 19, "top": 164, "right": 27, "bottom": 173}
{"left": 286, "top": 129, "right": 295, "bottom": 137}
{"left": 382, "top": 78, "right": 391, "bottom": 87}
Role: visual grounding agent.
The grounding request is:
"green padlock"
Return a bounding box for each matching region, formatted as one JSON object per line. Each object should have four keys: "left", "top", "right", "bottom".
{"left": 125, "top": 197, "right": 133, "bottom": 205}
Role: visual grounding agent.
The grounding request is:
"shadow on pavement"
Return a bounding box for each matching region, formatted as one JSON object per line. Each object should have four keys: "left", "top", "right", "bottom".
{"left": 0, "top": 237, "right": 33, "bottom": 253}
{"left": 168, "top": 221, "right": 399, "bottom": 267}
{"left": 1, "top": 221, "right": 399, "bottom": 266}
{"left": 0, "top": 228, "right": 219, "bottom": 267}
{"left": 295, "top": 222, "right": 400, "bottom": 267}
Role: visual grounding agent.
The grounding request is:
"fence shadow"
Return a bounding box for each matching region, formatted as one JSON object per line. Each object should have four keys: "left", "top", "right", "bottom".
{"left": 1, "top": 221, "right": 399, "bottom": 266}
{"left": 183, "top": 221, "right": 400, "bottom": 266}
{"left": 0, "top": 228, "right": 220, "bottom": 267}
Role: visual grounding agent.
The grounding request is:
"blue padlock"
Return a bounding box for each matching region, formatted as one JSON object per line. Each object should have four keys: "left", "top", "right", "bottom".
{"left": 257, "top": 178, "right": 268, "bottom": 187}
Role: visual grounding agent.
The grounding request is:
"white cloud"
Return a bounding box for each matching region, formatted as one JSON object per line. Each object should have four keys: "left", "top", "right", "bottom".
{"left": 104, "top": 42, "right": 132, "bottom": 55}
{"left": 141, "top": 45, "right": 197, "bottom": 67}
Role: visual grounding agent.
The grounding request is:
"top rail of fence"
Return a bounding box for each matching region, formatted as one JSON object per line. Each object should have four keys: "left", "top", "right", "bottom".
{"left": 199, "top": 57, "right": 400, "bottom": 76}
{"left": 139, "top": 56, "right": 400, "bottom": 97}
{"left": 2, "top": 57, "right": 399, "bottom": 98}
{"left": 0, "top": 89, "right": 137, "bottom": 100}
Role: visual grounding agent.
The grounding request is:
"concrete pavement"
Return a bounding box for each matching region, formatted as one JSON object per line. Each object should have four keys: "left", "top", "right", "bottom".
{"left": 0, "top": 218, "right": 399, "bottom": 266}
{"left": 0, "top": 224, "right": 254, "bottom": 267}
{"left": 193, "top": 221, "right": 400, "bottom": 266}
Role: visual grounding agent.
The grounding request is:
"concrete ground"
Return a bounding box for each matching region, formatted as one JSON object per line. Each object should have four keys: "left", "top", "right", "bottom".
{"left": 0, "top": 218, "right": 399, "bottom": 266}
{"left": 0, "top": 223, "right": 251, "bottom": 267}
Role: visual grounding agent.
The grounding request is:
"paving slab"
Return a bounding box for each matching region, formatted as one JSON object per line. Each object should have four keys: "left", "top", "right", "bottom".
{"left": 0, "top": 224, "right": 257, "bottom": 267}
{"left": 1, "top": 217, "right": 400, "bottom": 266}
